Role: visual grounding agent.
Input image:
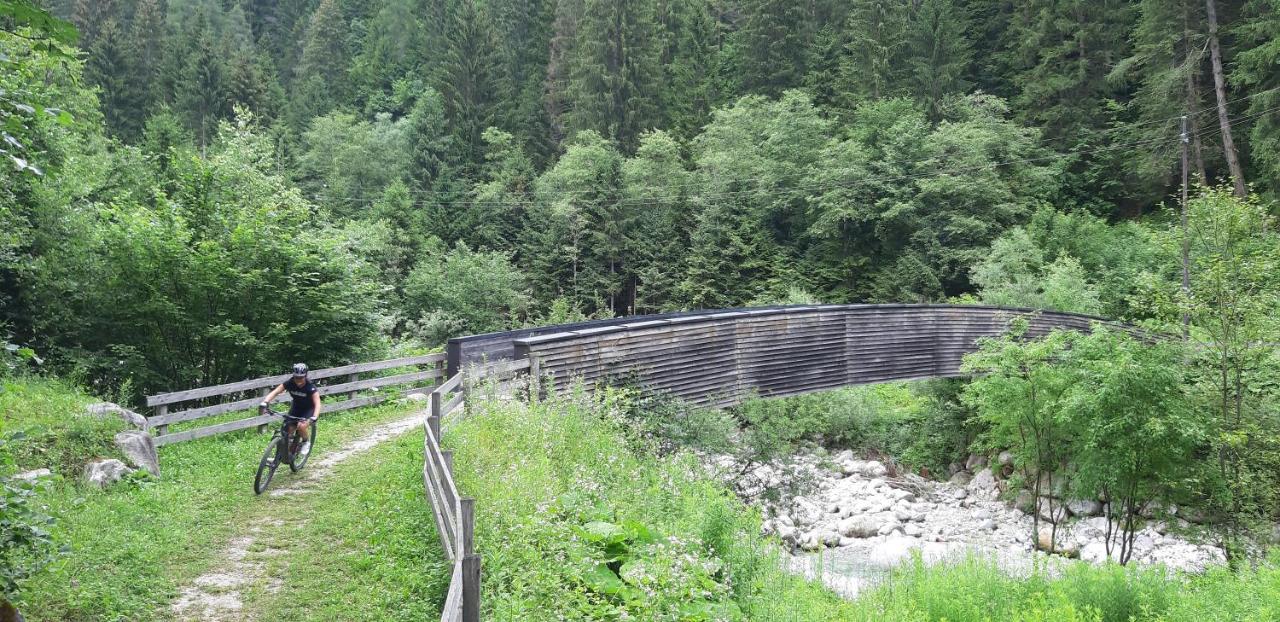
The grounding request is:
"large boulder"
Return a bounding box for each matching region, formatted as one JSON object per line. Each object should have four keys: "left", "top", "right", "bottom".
{"left": 85, "top": 402, "right": 147, "bottom": 429}
{"left": 1014, "top": 490, "right": 1036, "bottom": 514}
{"left": 838, "top": 516, "right": 884, "bottom": 539}
{"left": 82, "top": 459, "right": 131, "bottom": 488}
{"left": 965, "top": 454, "right": 988, "bottom": 471}
{"left": 1036, "top": 526, "right": 1080, "bottom": 557}
{"left": 949, "top": 471, "right": 973, "bottom": 486}
{"left": 1037, "top": 498, "right": 1070, "bottom": 524}
{"left": 968, "top": 468, "right": 998, "bottom": 497}
{"left": 114, "top": 430, "right": 160, "bottom": 477}
{"left": 1066, "top": 499, "right": 1103, "bottom": 517}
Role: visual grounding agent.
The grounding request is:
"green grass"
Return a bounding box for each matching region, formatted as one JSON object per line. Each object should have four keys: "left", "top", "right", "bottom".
{"left": 3, "top": 374, "right": 442, "bottom": 622}
{"left": 0, "top": 377, "right": 124, "bottom": 476}
{"left": 244, "top": 430, "right": 451, "bottom": 621}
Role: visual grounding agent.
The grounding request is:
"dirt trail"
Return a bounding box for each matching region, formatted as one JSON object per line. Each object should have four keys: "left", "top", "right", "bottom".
{"left": 169, "top": 412, "right": 425, "bottom": 621}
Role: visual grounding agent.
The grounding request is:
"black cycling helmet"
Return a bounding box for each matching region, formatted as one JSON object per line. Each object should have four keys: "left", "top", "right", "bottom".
{"left": 291, "top": 362, "right": 309, "bottom": 378}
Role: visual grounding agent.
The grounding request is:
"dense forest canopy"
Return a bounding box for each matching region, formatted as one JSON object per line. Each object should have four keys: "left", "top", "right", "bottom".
{"left": 2, "top": 0, "right": 1280, "bottom": 396}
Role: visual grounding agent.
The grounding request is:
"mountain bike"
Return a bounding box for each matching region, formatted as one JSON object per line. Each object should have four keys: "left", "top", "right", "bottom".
{"left": 253, "top": 405, "right": 317, "bottom": 495}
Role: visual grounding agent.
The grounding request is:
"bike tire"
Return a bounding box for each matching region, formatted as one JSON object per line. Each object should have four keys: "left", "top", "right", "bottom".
{"left": 254, "top": 436, "right": 281, "bottom": 494}
{"left": 290, "top": 420, "right": 315, "bottom": 472}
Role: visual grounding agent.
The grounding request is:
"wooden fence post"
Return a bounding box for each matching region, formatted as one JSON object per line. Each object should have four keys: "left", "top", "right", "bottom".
{"left": 154, "top": 404, "right": 168, "bottom": 436}
{"left": 442, "top": 450, "right": 453, "bottom": 476}
{"left": 430, "top": 389, "right": 442, "bottom": 420}
{"left": 428, "top": 414, "right": 441, "bottom": 444}
{"left": 345, "top": 372, "right": 359, "bottom": 402}
{"left": 257, "top": 387, "right": 271, "bottom": 433}
{"left": 462, "top": 554, "right": 481, "bottom": 622}
{"left": 461, "top": 496, "right": 480, "bottom": 622}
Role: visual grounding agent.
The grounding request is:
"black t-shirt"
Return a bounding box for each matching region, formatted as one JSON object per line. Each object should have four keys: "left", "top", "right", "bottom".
{"left": 281, "top": 380, "right": 318, "bottom": 416}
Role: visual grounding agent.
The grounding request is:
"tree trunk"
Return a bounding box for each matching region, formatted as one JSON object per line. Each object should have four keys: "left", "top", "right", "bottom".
{"left": 1205, "top": 0, "right": 1248, "bottom": 197}
{"left": 1185, "top": 12, "right": 1208, "bottom": 183}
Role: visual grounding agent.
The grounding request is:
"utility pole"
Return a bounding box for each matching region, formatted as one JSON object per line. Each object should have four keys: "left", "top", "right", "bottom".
{"left": 1180, "top": 115, "right": 1191, "bottom": 340}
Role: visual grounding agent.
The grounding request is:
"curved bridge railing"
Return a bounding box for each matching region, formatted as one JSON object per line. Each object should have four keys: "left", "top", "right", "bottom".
{"left": 450, "top": 304, "right": 1112, "bottom": 408}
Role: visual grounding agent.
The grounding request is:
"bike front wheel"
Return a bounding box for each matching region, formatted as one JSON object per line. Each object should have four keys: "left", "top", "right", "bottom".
{"left": 290, "top": 421, "right": 316, "bottom": 472}
{"left": 254, "top": 436, "right": 281, "bottom": 494}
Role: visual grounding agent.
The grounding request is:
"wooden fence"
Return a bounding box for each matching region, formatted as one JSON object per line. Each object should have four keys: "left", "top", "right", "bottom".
{"left": 143, "top": 353, "right": 447, "bottom": 446}
{"left": 424, "top": 358, "right": 530, "bottom": 622}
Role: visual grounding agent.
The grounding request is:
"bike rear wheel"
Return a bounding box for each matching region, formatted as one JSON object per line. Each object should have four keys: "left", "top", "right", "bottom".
{"left": 254, "top": 435, "right": 281, "bottom": 494}
{"left": 290, "top": 420, "right": 315, "bottom": 472}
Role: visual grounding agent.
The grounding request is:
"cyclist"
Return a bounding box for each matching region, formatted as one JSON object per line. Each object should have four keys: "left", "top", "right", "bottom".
{"left": 260, "top": 363, "right": 322, "bottom": 457}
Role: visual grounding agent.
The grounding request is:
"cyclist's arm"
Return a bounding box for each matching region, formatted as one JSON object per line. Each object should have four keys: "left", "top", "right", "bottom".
{"left": 310, "top": 389, "right": 321, "bottom": 419}
{"left": 261, "top": 383, "right": 284, "bottom": 406}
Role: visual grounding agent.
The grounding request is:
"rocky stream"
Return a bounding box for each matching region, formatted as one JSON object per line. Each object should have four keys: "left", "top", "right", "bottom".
{"left": 710, "top": 448, "right": 1230, "bottom": 599}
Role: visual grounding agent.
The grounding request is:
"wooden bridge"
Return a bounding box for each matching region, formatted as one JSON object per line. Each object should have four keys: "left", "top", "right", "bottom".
{"left": 449, "top": 304, "right": 1110, "bottom": 407}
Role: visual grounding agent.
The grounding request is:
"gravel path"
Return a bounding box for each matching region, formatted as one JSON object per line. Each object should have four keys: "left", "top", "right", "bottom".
{"left": 168, "top": 412, "right": 425, "bottom": 621}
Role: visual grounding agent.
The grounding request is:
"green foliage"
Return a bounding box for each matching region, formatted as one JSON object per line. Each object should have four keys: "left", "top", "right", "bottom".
{"left": 0, "top": 473, "right": 60, "bottom": 607}
{"left": 402, "top": 240, "right": 529, "bottom": 345}
{"left": 23, "top": 115, "right": 382, "bottom": 397}
{"left": 0, "top": 376, "right": 122, "bottom": 477}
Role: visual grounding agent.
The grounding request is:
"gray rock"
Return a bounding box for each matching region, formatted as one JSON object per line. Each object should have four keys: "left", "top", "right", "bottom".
{"left": 952, "top": 488, "right": 968, "bottom": 500}
{"left": 404, "top": 392, "right": 430, "bottom": 402}
{"left": 799, "top": 533, "right": 823, "bottom": 551}
{"left": 1080, "top": 541, "right": 1112, "bottom": 564}
{"left": 821, "top": 531, "right": 842, "bottom": 548}
{"left": 776, "top": 524, "right": 798, "bottom": 544}
{"left": 997, "top": 450, "right": 1014, "bottom": 466}
{"left": 833, "top": 450, "right": 854, "bottom": 463}
{"left": 85, "top": 402, "right": 147, "bottom": 429}
{"left": 878, "top": 522, "right": 904, "bottom": 536}
{"left": 978, "top": 519, "right": 997, "bottom": 531}
{"left": 1014, "top": 490, "right": 1036, "bottom": 514}
{"left": 969, "top": 468, "right": 997, "bottom": 494}
{"left": 13, "top": 468, "right": 52, "bottom": 482}
{"left": 1179, "top": 506, "right": 1213, "bottom": 524}
{"left": 1036, "top": 526, "right": 1080, "bottom": 557}
{"left": 894, "top": 509, "right": 913, "bottom": 522}
{"left": 868, "top": 535, "right": 919, "bottom": 566}
{"left": 965, "top": 454, "right": 988, "bottom": 471}
{"left": 1067, "top": 499, "right": 1103, "bottom": 517}
{"left": 1037, "top": 498, "right": 1069, "bottom": 524}
{"left": 863, "top": 460, "right": 888, "bottom": 478}
{"left": 839, "top": 516, "right": 884, "bottom": 539}
{"left": 1035, "top": 472, "right": 1068, "bottom": 498}
{"left": 949, "top": 471, "right": 973, "bottom": 486}
{"left": 973, "top": 509, "right": 992, "bottom": 521}
{"left": 82, "top": 459, "right": 131, "bottom": 488}
{"left": 947, "top": 462, "right": 963, "bottom": 476}
{"left": 114, "top": 430, "right": 160, "bottom": 477}
{"left": 904, "top": 523, "right": 924, "bottom": 537}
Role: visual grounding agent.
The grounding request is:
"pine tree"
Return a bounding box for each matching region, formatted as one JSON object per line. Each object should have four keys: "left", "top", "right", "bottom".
{"left": 294, "top": 0, "right": 349, "bottom": 113}
{"left": 178, "top": 15, "right": 228, "bottom": 153}
{"left": 128, "top": 0, "right": 167, "bottom": 110}
{"left": 731, "top": 0, "right": 812, "bottom": 96}
{"left": 906, "top": 0, "right": 972, "bottom": 122}
{"left": 1235, "top": 0, "right": 1280, "bottom": 197}
{"left": 406, "top": 88, "right": 455, "bottom": 193}
{"left": 564, "top": 0, "right": 662, "bottom": 151}
{"left": 489, "top": 0, "right": 555, "bottom": 163}
{"left": 658, "top": 0, "right": 721, "bottom": 141}
{"left": 838, "top": 0, "right": 910, "bottom": 104}
{"left": 441, "top": 0, "right": 508, "bottom": 175}
{"left": 350, "top": 0, "right": 426, "bottom": 114}
{"left": 86, "top": 18, "right": 138, "bottom": 139}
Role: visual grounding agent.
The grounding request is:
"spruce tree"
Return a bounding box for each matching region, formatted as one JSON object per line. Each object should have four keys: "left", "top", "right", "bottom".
{"left": 86, "top": 18, "right": 137, "bottom": 139}
{"left": 838, "top": 0, "right": 910, "bottom": 104}
{"left": 295, "top": 0, "right": 349, "bottom": 114}
{"left": 731, "top": 0, "right": 812, "bottom": 96}
{"left": 565, "top": 0, "right": 662, "bottom": 151}
{"left": 1235, "top": 0, "right": 1280, "bottom": 197}
{"left": 441, "top": 0, "right": 508, "bottom": 175}
{"left": 906, "top": 0, "right": 972, "bottom": 122}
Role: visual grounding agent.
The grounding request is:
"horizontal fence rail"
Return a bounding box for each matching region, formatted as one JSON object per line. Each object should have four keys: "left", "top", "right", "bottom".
{"left": 143, "top": 353, "right": 446, "bottom": 446}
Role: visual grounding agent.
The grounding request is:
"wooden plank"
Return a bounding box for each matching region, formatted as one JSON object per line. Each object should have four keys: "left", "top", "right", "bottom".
{"left": 147, "top": 353, "right": 446, "bottom": 407}
{"left": 153, "top": 413, "right": 277, "bottom": 446}
{"left": 462, "top": 555, "right": 481, "bottom": 622}
{"left": 437, "top": 373, "right": 464, "bottom": 395}
{"left": 443, "top": 392, "right": 465, "bottom": 416}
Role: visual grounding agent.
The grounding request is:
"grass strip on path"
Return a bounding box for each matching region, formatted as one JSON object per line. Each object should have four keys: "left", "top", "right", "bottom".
{"left": 241, "top": 430, "right": 451, "bottom": 621}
